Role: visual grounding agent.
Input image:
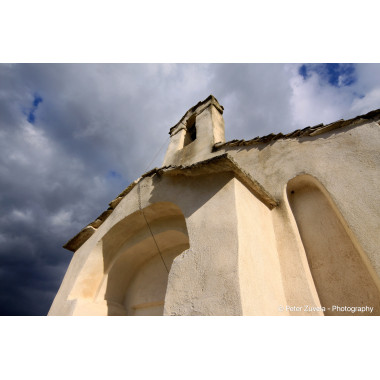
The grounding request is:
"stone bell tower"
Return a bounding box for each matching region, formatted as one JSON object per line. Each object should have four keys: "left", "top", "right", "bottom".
{"left": 163, "top": 95, "right": 225, "bottom": 166}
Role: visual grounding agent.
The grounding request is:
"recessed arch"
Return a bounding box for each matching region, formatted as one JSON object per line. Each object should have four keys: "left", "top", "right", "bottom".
{"left": 69, "top": 202, "right": 190, "bottom": 316}
{"left": 287, "top": 174, "right": 380, "bottom": 316}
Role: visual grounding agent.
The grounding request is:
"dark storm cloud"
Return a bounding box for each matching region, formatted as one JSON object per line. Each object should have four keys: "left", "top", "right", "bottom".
{"left": 0, "top": 63, "right": 379, "bottom": 315}
{"left": 0, "top": 63, "right": 214, "bottom": 315}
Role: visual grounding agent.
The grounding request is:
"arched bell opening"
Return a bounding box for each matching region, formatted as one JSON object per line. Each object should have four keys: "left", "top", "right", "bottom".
{"left": 287, "top": 174, "right": 380, "bottom": 316}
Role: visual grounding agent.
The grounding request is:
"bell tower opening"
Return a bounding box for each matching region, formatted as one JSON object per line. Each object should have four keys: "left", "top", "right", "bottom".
{"left": 183, "top": 114, "right": 197, "bottom": 147}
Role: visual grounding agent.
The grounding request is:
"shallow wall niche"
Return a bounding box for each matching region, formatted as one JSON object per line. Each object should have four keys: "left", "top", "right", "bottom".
{"left": 70, "top": 202, "right": 189, "bottom": 316}
{"left": 287, "top": 175, "right": 380, "bottom": 316}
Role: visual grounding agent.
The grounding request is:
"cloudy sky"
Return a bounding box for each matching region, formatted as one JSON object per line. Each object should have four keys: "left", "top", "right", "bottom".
{"left": 1, "top": 63, "right": 380, "bottom": 315}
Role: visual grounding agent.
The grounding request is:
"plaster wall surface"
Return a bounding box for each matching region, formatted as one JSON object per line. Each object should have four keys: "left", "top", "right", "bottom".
{"left": 234, "top": 179, "right": 288, "bottom": 315}
{"left": 152, "top": 173, "right": 243, "bottom": 316}
{"left": 220, "top": 122, "right": 380, "bottom": 287}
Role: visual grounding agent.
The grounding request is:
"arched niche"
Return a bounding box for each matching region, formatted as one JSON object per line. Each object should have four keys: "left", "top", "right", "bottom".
{"left": 287, "top": 174, "right": 380, "bottom": 315}
{"left": 69, "top": 202, "right": 190, "bottom": 316}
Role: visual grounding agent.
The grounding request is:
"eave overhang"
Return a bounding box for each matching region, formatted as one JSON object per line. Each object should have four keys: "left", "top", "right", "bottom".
{"left": 63, "top": 153, "right": 278, "bottom": 252}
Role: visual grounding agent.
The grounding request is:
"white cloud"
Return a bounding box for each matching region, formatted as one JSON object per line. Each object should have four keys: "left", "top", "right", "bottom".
{"left": 50, "top": 210, "right": 73, "bottom": 228}
{"left": 350, "top": 88, "right": 380, "bottom": 115}
{"left": 9, "top": 209, "right": 34, "bottom": 223}
{"left": 289, "top": 70, "right": 350, "bottom": 127}
{"left": 288, "top": 64, "right": 380, "bottom": 129}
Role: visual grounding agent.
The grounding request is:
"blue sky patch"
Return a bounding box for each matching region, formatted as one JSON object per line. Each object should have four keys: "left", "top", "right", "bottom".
{"left": 26, "top": 93, "right": 43, "bottom": 124}
{"left": 298, "top": 63, "right": 356, "bottom": 87}
{"left": 298, "top": 64, "right": 308, "bottom": 80}
{"left": 106, "top": 170, "right": 122, "bottom": 179}
{"left": 33, "top": 95, "right": 43, "bottom": 108}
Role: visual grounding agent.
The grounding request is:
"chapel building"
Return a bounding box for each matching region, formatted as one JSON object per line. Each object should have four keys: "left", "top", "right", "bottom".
{"left": 49, "top": 95, "right": 380, "bottom": 316}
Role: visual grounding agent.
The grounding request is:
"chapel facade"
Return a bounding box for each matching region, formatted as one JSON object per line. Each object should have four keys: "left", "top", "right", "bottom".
{"left": 49, "top": 95, "right": 380, "bottom": 316}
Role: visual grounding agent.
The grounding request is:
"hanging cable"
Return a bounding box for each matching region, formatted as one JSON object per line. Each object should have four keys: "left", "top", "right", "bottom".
{"left": 135, "top": 132, "right": 170, "bottom": 273}
{"left": 137, "top": 181, "right": 169, "bottom": 274}
{"left": 142, "top": 135, "right": 170, "bottom": 174}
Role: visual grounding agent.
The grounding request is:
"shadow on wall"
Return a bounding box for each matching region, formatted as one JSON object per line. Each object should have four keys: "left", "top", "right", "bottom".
{"left": 148, "top": 171, "right": 235, "bottom": 218}
{"left": 287, "top": 174, "right": 380, "bottom": 316}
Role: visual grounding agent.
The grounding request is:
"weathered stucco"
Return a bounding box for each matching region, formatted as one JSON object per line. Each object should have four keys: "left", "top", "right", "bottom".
{"left": 50, "top": 95, "right": 380, "bottom": 316}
